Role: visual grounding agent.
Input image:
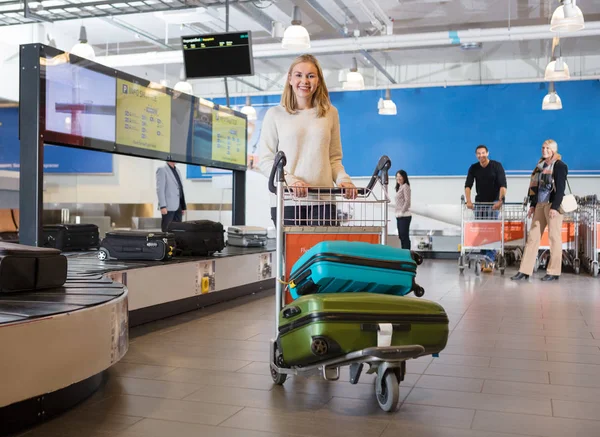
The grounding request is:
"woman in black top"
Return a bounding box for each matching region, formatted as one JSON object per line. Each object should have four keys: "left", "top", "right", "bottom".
{"left": 512, "top": 139, "right": 568, "bottom": 282}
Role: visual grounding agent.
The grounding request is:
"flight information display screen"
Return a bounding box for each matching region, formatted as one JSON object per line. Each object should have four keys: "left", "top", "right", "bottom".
{"left": 38, "top": 44, "right": 248, "bottom": 171}
{"left": 44, "top": 58, "right": 116, "bottom": 144}
{"left": 169, "top": 90, "right": 194, "bottom": 162}
{"left": 116, "top": 78, "right": 171, "bottom": 153}
{"left": 181, "top": 31, "right": 254, "bottom": 79}
{"left": 211, "top": 107, "right": 246, "bottom": 167}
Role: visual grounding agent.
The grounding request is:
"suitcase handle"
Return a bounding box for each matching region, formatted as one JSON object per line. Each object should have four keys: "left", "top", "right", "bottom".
{"left": 360, "top": 323, "right": 412, "bottom": 332}
{"left": 268, "top": 150, "right": 391, "bottom": 196}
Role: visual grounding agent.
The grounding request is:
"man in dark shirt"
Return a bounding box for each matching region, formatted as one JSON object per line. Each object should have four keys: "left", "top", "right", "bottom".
{"left": 465, "top": 145, "right": 507, "bottom": 209}
{"left": 464, "top": 145, "right": 507, "bottom": 268}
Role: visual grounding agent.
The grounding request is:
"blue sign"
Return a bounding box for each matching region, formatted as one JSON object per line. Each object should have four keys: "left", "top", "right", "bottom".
{"left": 0, "top": 107, "right": 113, "bottom": 174}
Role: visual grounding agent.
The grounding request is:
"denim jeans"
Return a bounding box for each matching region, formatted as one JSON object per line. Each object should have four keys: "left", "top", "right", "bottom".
{"left": 475, "top": 205, "right": 498, "bottom": 262}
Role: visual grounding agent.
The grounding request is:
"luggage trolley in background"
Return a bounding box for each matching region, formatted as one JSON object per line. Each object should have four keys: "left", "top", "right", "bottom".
{"left": 458, "top": 196, "right": 528, "bottom": 276}
{"left": 267, "top": 151, "right": 443, "bottom": 412}
{"left": 533, "top": 209, "right": 580, "bottom": 274}
{"left": 579, "top": 195, "right": 599, "bottom": 276}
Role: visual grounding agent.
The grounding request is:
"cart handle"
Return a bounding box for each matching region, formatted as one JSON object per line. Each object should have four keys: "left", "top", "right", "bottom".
{"left": 268, "top": 150, "right": 392, "bottom": 195}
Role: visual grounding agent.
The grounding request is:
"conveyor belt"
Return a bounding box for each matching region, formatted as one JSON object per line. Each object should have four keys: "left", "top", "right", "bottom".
{"left": 65, "top": 240, "right": 276, "bottom": 275}
{"left": 0, "top": 274, "right": 127, "bottom": 326}
{"left": 0, "top": 240, "right": 274, "bottom": 326}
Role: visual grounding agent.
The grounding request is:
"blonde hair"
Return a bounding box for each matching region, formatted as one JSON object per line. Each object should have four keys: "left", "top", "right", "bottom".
{"left": 543, "top": 139, "right": 558, "bottom": 153}
{"left": 281, "top": 54, "right": 331, "bottom": 118}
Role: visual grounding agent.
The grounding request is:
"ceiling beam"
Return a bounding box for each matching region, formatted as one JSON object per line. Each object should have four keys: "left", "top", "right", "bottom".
{"left": 232, "top": 77, "right": 263, "bottom": 91}
{"left": 101, "top": 17, "right": 171, "bottom": 50}
{"left": 294, "top": 0, "right": 342, "bottom": 34}
{"left": 303, "top": 0, "right": 397, "bottom": 84}
{"left": 232, "top": 3, "right": 273, "bottom": 33}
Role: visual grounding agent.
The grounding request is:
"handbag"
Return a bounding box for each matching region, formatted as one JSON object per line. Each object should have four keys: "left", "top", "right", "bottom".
{"left": 559, "top": 179, "right": 577, "bottom": 214}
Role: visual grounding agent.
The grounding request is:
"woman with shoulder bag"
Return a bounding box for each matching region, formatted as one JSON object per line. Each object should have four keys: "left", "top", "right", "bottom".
{"left": 511, "top": 139, "right": 569, "bottom": 282}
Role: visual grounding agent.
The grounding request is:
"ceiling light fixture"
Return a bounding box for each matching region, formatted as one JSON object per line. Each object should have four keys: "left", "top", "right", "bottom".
{"left": 542, "top": 82, "right": 563, "bottom": 110}
{"left": 378, "top": 89, "right": 397, "bottom": 115}
{"left": 342, "top": 57, "right": 365, "bottom": 91}
{"left": 240, "top": 96, "right": 257, "bottom": 121}
{"left": 70, "top": 25, "right": 95, "bottom": 60}
{"left": 545, "top": 37, "right": 570, "bottom": 81}
{"left": 551, "top": 0, "right": 585, "bottom": 32}
{"left": 282, "top": 6, "right": 310, "bottom": 50}
{"left": 173, "top": 66, "right": 193, "bottom": 95}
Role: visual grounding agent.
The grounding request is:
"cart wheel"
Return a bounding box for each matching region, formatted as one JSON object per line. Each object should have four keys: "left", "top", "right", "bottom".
{"left": 593, "top": 263, "right": 599, "bottom": 277}
{"left": 270, "top": 349, "right": 287, "bottom": 385}
{"left": 459, "top": 267, "right": 464, "bottom": 275}
{"left": 475, "top": 261, "right": 481, "bottom": 276}
{"left": 574, "top": 259, "right": 581, "bottom": 275}
{"left": 468, "top": 260, "right": 473, "bottom": 269}
{"left": 533, "top": 258, "right": 539, "bottom": 273}
{"left": 376, "top": 371, "right": 400, "bottom": 413}
{"left": 413, "top": 285, "right": 425, "bottom": 298}
{"left": 498, "top": 256, "right": 506, "bottom": 276}
{"left": 97, "top": 248, "right": 109, "bottom": 261}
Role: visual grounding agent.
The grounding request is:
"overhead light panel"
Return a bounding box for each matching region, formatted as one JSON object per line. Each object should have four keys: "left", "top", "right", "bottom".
{"left": 378, "top": 89, "right": 397, "bottom": 115}
{"left": 282, "top": 6, "right": 310, "bottom": 50}
{"left": 342, "top": 57, "right": 364, "bottom": 91}
{"left": 542, "top": 83, "right": 563, "bottom": 110}
{"left": 154, "top": 7, "right": 214, "bottom": 24}
{"left": 551, "top": 0, "right": 585, "bottom": 32}
{"left": 240, "top": 96, "right": 257, "bottom": 121}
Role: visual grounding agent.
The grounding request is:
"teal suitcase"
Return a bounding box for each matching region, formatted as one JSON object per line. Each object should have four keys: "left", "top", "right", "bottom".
{"left": 288, "top": 241, "right": 424, "bottom": 299}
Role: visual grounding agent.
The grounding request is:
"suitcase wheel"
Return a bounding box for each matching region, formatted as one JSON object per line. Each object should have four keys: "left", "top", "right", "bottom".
{"left": 413, "top": 284, "right": 425, "bottom": 298}
{"left": 97, "top": 248, "right": 109, "bottom": 261}
{"left": 311, "top": 337, "right": 329, "bottom": 356}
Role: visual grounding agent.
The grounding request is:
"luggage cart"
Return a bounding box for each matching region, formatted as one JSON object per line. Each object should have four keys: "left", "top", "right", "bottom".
{"left": 267, "top": 151, "right": 431, "bottom": 413}
{"left": 533, "top": 209, "right": 580, "bottom": 274}
{"left": 579, "top": 195, "right": 599, "bottom": 276}
{"left": 458, "top": 197, "right": 527, "bottom": 276}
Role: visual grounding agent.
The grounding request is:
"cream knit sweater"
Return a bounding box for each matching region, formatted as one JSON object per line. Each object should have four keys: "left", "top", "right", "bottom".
{"left": 257, "top": 105, "right": 352, "bottom": 195}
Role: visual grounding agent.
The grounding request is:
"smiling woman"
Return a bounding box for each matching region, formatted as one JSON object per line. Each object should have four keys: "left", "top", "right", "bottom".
{"left": 257, "top": 54, "right": 357, "bottom": 226}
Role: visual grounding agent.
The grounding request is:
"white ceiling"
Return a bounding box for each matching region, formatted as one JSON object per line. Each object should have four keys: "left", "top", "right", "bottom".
{"left": 1, "top": 0, "right": 600, "bottom": 91}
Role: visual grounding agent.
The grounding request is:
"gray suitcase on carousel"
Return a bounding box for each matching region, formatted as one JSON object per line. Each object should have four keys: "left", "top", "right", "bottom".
{"left": 227, "top": 226, "right": 268, "bottom": 247}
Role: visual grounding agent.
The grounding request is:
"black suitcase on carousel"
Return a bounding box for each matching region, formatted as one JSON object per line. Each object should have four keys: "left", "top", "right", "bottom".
{"left": 167, "top": 220, "right": 225, "bottom": 256}
{"left": 0, "top": 242, "right": 67, "bottom": 292}
{"left": 43, "top": 223, "right": 100, "bottom": 251}
{"left": 97, "top": 231, "right": 175, "bottom": 261}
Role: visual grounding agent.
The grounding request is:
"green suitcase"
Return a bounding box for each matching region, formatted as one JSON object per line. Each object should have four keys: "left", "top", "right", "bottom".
{"left": 277, "top": 293, "right": 449, "bottom": 367}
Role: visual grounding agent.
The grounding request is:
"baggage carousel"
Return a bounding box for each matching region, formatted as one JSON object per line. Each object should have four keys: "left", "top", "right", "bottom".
{"left": 0, "top": 241, "right": 276, "bottom": 435}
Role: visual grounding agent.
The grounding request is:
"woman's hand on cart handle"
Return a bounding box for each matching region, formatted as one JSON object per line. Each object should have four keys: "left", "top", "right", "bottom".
{"left": 291, "top": 180, "right": 309, "bottom": 198}
{"left": 339, "top": 182, "right": 358, "bottom": 200}
{"left": 466, "top": 200, "right": 474, "bottom": 210}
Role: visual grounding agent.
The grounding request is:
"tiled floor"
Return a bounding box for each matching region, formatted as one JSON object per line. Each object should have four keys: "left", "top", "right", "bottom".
{"left": 18, "top": 260, "right": 600, "bottom": 437}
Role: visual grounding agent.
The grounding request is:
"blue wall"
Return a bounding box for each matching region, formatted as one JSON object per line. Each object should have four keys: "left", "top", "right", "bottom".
{"left": 219, "top": 80, "right": 600, "bottom": 177}
{"left": 3, "top": 80, "right": 598, "bottom": 178}
{"left": 0, "top": 107, "right": 113, "bottom": 174}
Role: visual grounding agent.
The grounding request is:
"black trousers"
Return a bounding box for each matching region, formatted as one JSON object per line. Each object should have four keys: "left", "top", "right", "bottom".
{"left": 161, "top": 208, "right": 182, "bottom": 232}
{"left": 271, "top": 205, "right": 337, "bottom": 227}
{"left": 396, "top": 216, "right": 412, "bottom": 250}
